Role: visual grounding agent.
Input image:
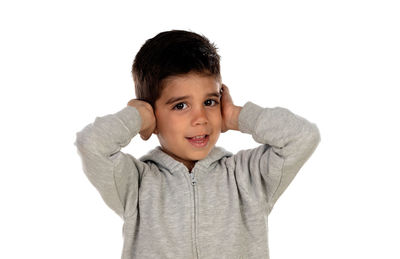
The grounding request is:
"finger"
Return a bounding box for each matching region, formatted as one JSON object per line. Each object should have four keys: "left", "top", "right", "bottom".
{"left": 219, "top": 84, "right": 225, "bottom": 94}
{"left": 221, "top": 85, "right": 233, "bottom": 103}
{"left": 221, "top": 84, "right": 228, "bottom": 93}
{"left": 221, "top": 84, "right": 230, "bottom": 95}
{"left": 140, "top": 133, "right": 149, "bottom": 141}
{"left": 140, "top": 129, "right": 152, "bottom": 140}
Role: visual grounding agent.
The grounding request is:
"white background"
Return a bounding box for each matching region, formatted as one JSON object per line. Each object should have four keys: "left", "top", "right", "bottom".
{"left": 1, "top": 0, "right": 399, "bottom": 258}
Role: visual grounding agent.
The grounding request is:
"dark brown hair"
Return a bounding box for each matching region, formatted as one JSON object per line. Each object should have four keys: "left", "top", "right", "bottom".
{"left": 132, "top": 30, "right": 221, "bottom": 108}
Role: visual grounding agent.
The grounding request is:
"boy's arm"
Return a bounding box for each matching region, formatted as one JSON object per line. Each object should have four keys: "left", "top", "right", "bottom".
{"left": 221, "top": 86, "right": 321, "bottom": 214}
{"left": 235, "top": 101, "right": 320, "bottom": 213}
{"left": 74, "top": 102, "right": 154, "bottom": 219}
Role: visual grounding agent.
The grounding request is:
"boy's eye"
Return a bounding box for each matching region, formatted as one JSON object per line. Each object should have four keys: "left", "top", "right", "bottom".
{"left": 173, "top": 102, "right": 188, "bottom": 110}
{"left": 204, "top": 99, "right": 219, "bottom": 106}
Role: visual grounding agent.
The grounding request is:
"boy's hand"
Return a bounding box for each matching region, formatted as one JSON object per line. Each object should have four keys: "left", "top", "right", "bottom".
{"left": 220, "top": 84, "right": 242, "bottom": 133}
{"left": 127, "top": 99, "right": 156, "bottom": 140}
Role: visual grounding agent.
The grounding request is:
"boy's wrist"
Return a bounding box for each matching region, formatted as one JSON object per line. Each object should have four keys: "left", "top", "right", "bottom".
{"left": 136, "top": 106, "right": 154, "bottom": 132}
{"left": 228, "top": 105, "right": 242, "bottom": 131}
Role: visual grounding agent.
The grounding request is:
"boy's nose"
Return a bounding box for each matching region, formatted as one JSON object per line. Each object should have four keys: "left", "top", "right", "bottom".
{"left": 192, "top": 107, "right": 208, "bottom": 126}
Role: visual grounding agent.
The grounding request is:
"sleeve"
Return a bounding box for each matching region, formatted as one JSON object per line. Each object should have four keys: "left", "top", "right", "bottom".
{"left": 232, "top": 101, "right": 321, "bottom": 214}
{"left": 74, "top": 105, "right": 146, "bottom": 219}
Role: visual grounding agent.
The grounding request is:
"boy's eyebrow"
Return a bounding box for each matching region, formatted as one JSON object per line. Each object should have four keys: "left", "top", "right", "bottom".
{"left": 165, "top": 92, "right": 221, "bottom": 105}
{"left": 207, "top": 92, "right": 221, "bottom": 99}
{"left": 165, "top": 96, "right": 190, "bottom": 105}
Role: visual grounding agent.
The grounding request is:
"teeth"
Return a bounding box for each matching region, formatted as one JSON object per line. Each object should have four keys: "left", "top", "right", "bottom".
{"left": 192, "top": 135, "right": 206, "bottom": 139}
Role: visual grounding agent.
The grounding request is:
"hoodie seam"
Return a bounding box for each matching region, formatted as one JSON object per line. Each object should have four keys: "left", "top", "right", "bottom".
{"left": 114, "top": 115, "right": 136, "bottom": 142}
{"left": 111, "top": 160, "right": 126, "bottom": 218}
{"left": 267, "top": 156, "right": 286, "bottom": 214}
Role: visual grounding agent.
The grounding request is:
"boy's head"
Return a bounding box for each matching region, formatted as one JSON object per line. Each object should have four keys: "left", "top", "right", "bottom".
{"left": 132, "top": 30, "right": 223, "bottom": 170}
{"left": 132, "top": 29, "right": 221, "bottom": 108}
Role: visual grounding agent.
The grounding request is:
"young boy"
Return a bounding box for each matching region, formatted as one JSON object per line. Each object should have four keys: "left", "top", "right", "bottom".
{"left": 74, "top": 30, "right": 320, "bottom": 259}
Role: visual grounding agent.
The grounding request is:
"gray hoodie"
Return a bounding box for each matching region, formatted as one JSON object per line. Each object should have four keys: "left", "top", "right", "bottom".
{"left": 74, "top": 101, "right": 320, "bottom": 259}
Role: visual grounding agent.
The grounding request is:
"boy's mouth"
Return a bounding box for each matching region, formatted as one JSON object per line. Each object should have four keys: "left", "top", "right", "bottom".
{"left": 186, "top": 134, "right": 208, "bottom": 139}
{"left": 186, "top": 135, "right": 210, "bottom": 148}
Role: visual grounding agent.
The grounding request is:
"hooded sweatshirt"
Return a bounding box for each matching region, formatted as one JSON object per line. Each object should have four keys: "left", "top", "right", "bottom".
{"left": 74, "top": 101, "right": 320, "bottom": 259}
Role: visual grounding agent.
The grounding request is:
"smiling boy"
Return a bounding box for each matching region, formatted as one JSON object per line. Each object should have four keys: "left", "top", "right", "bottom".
{"left": 144, "top": 72, "right": 239, "bottom": 171}
{"left": 75, "top": 30, "right": 320, "bottom": 259}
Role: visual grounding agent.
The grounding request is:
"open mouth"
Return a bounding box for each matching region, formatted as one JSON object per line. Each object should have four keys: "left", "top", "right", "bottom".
{"left": 186, "top": 135, "right": 210, "bottom": 148}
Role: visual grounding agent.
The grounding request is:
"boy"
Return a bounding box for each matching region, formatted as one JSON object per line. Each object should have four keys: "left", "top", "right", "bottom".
{"left": 74, "top": 30, "right": 320, "bottom": 259}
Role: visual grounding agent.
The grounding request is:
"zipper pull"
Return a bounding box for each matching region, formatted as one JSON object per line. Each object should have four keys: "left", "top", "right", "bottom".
{"left": 190, "top": 171, "right": 196, "bottom": 186}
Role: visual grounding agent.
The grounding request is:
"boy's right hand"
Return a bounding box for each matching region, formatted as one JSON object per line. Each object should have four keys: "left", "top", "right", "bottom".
{"left": 127, "top": 99, "right": 156, "bottom": 140}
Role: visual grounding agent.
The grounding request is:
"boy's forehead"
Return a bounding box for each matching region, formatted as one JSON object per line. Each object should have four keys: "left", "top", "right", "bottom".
{"left": 159, "top": 73, "right": 221, "bottom": 98}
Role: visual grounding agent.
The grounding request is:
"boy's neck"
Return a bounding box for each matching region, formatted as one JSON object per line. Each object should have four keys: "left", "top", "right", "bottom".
{"left": 160, "top": 147, "right": 196, "bottom": 172}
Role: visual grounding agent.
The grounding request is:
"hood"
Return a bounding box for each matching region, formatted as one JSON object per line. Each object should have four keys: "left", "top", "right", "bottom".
{"left": 139, "top": 146, "right": 233, "bottom": 174}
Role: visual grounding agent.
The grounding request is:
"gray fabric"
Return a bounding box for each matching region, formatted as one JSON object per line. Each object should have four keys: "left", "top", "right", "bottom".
{"left": 74, "top": 101, "right": 320, "bottom": 259}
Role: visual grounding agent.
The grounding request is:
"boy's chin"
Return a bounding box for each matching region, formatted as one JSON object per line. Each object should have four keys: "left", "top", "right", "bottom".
{"left": 187, "top": 147, "right": 215, "bottom": 161}
{"left": 188, "top": 154, "right": 208, "bottom": 161}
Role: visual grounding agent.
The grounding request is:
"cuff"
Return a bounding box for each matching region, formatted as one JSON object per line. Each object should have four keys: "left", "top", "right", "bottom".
{"left": 114, "top": 106, "right": 142, "bottom": 137}
{"left": 238, "top": 101, "right": 263, "bottom": 135}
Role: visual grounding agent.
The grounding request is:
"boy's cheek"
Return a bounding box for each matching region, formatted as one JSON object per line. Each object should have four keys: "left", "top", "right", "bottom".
{"left": 215, "top": 117, "right": 223, "bottom": 131}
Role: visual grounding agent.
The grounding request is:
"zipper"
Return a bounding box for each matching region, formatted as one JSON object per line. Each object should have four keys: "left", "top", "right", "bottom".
{"left": 189, "top": 171, "right": 199, "bottom": 258}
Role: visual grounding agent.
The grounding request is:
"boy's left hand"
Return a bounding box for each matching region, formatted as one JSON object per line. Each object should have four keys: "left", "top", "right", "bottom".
{"left": 220, "top": 84, "right": 242, "bottom": 133}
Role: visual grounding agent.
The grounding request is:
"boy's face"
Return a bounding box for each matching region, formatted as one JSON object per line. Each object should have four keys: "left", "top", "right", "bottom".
{"left": 154, "top": 72, "right": 222, "bottom": 170}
